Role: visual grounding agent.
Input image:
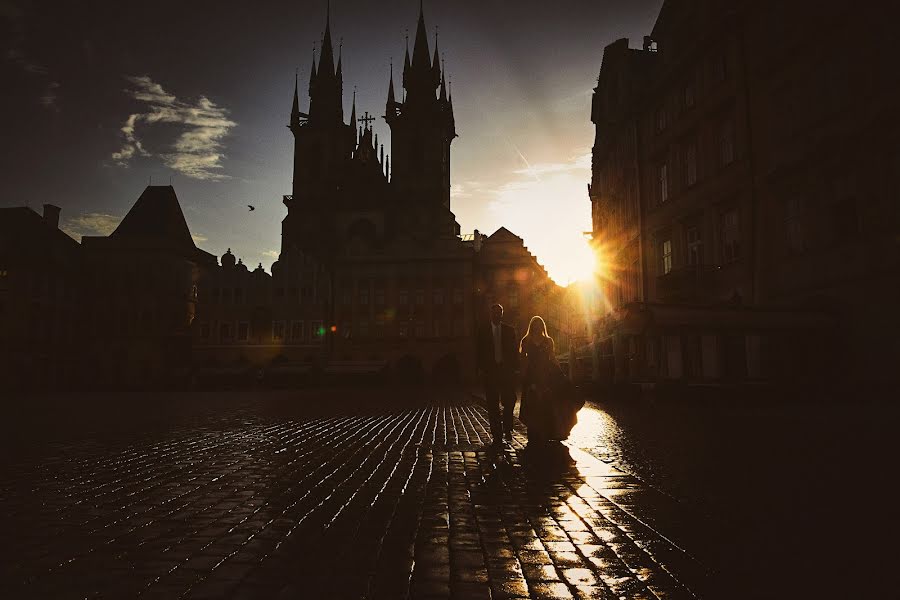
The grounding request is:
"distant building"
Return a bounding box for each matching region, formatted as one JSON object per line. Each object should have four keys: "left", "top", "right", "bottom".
{"left": 80, "top": 186, "right": 216, "bottom": 386}
{"left": 588, "top": 0, "right": 898, "bottom": 388}
{"left": 0, "top": 204, "right": 81, "bottom": 389}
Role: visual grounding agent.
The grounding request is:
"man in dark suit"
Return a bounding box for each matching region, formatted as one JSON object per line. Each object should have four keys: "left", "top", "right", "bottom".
{"left": 477, "top": 303, "right": 519, "bottom": 448}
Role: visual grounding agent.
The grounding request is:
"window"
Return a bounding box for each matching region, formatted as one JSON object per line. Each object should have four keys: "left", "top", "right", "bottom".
{"left": 832, "top": 198, "right": 860, "bottom": 243}
{"left": 453, "top": 318, "right": 465, "bottom": 337}
{"left": 237, "top": 322, "right": 249, "bottom": 341}
{"left": 275, "top": 288, "right": 284, "bottom": 299}
{"left": 374, "top": 287, "right": 385, "bottom": 305}
{"left": 721, "top": 209, "right": 741, "bottom": 263}
{"left": 375, "top": 315, "right": 385, "bottom": 338}
{"left": 357, "top": 320, "right": 369, "bottom": 338}
{"left": 655, "top": 107, "right": 667, "bottom": 132}
{"left": 200, "top": 323, "right": 210, "bottom": 339}
{"left": 311, "top": 320, "right": 324, "bottom": 342}
{"left": 509, "top": 289, "right": 519, "bottom": 308}
{"left": 659, "top": 239, "right": 673, "bottom": 275}
{"left": 414, "top": 289, "right": 425, "bottom": 306}
{"left": 234, "top": 287, "right": 243, "bottom": 304}
{"left": 399, "top": 290, "right": 409, "bottom": 305}
{"left": 687, "top": 225, "right": 703, "bottom": 266}
{"left": 341, "top": 287, "right": 352, "bottom": 305}
{"left": 432, "top": 319, "right": 442, "bottom": 337}
{"left": 712, "top": 52, "right": 728, "bottom": 83}
{"left": 452, "top": 288, "right": 464, "bottom": 305}
{"left": 272, "top": 321, "right": 285, "bottom": 341}
{"left": 399, "top": 321, "right": 409, "bottom": 338}
{"left": 658, "top": 163, "right": 669, "bottom": 204}
{"left": 220, "top": 322, "right": 233, "bottom": 340}
{"left": 415, "top": 320, "right": 425, "bottom": 338}
{"left": 784, "top": 197, "right": 805, "bottom": 255}
{"left": 684, "top": 142, "right": 698, "bottom": 187}
{"left": 684, "top": 79, "right": 696, "bottom": 109}
{"left": 433, "top": 289, "right": 444, "bottom": 305}
{"left": 291, "top": 320, "right": 304, "bottom": 341}
{"left": 720, "top": 121, "right": 735, "bottom": 166}
{"left": 359, "top": 287, "right": 369, "bottom": 305}
{"left": 212, "top": 287, "right": 221, "bottom": 303}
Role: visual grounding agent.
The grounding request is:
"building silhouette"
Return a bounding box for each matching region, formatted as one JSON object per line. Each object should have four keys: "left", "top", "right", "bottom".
{"left": 588, "top": 0, "right": 898, "bottom": 388}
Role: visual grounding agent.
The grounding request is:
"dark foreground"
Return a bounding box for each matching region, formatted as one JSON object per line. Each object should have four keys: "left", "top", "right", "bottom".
{"left": 0, "top": 390, "right": 895, "bottom": 598}
{"left": 1, "top": 391, "right": 705, "bottom": 600}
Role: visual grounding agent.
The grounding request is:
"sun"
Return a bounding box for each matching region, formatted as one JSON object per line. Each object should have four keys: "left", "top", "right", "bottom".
{"left": 567, "top": 237, "right": 601, "bottom": 284}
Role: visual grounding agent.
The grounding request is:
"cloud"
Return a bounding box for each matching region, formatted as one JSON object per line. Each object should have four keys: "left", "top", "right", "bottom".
{"left": 2, "top": 1, "right": 59, "bottom": 111}
{"left": 261, "top": 250, "right": 279, "bottom": 259}
{"left": 111, "top": 75, "right": 237, "bottom": 181}
{"left": 61, "top": 213, "right": 121, "bottom": 241}
{"left": 191, "top": 233, "right": 208, "bottom": 244}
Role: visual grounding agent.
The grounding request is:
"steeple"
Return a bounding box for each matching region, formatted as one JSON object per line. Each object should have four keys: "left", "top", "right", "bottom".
{"left": 432, "top": 28, "right": 441, "bottom": 83}
{"left": 411, "top": 1, "right": 431, "bottom": 70}
{"left": 439, "top": 64, "right": 447, "bottom": 102}
{"left": 291, "top": 71, "right": 301, "bottom": 127}
{"left": 307, "top": 3, "right": 344, "bottom": 125}
{"left": 350, "top": 87, "right": 357, "bottom": 145}
{"left": 387, "top": 60, "right": 397, "bottom": 106}
{"left": 319, "top": 0, "right": 335, "bottom": 77}
{"left": 309, "top": 45, "right": 317, "bottom": 96}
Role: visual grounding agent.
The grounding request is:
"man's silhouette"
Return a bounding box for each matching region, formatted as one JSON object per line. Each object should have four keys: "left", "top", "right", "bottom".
{"left": 477, "top": 304, "right": 519, "bottom": 449}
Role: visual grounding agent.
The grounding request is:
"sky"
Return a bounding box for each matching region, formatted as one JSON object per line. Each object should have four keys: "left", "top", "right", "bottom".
{"left": 1, "top": 0, "right": 663, "bottom": 284}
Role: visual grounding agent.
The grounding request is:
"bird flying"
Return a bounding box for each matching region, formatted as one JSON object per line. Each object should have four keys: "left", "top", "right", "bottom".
{"left": 247, "top": 205, "right": 255, "bottom": 211}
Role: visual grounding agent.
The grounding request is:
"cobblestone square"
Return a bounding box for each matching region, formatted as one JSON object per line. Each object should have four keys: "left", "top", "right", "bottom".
{"left": 1, "top": 392, "right": 708, "bottom": 599}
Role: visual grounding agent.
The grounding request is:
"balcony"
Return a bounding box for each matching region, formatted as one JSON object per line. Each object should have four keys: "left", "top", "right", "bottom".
{"left": 656, "top": 264, "right": 721, "bottom": 302}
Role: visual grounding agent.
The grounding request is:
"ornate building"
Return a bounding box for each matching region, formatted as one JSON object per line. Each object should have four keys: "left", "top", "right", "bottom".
{"left": 193, "top": 5, "right": 484, "bottom": 382}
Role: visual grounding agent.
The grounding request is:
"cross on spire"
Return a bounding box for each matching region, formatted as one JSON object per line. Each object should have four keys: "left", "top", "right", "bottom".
{"left": 358, "top": 111, "right": 376, "bottom": 129}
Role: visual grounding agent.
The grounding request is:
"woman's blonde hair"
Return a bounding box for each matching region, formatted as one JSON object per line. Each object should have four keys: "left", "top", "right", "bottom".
{"left": 520, "top": 315, "right": 554, "bottom": 353}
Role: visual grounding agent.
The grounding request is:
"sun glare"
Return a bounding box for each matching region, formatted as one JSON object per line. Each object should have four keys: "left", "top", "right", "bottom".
{"left": 567, "top": 237, "right": 600, "bottom": 285}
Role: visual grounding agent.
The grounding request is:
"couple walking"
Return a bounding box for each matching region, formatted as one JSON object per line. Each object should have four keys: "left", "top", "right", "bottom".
{"left": 477, "top": 303, "right": 579, "bottom": 450}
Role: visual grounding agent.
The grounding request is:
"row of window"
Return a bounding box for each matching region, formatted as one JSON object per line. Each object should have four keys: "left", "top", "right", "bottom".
{"left": 656, "top": 208, "right": 741, "bottom": 275}
{"left": 655, "top": 122, "right": 735, "bottom": 206}
{"left": 200, "top": 320, "right": 325, "bottom": 343}
{"left": 198, "top": 318, "right": 468, "bottom": 342}
{"left": 342, "top": 288, "right": 466, "bottom": 306}
{"left": 654, "top": 51, "right": 730, "bottom": 134}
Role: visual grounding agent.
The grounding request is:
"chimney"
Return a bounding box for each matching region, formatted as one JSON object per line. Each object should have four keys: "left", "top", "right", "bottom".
{"left": 473, "top": 229, "right": 482, "bottom": 252}
{"left": 43, "top": 204, "right": 61, "bottom": 229}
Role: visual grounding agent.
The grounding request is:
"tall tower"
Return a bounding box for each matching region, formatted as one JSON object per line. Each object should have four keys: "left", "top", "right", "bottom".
{"left": 284, "top": 5, "right": 355, "bottom": 259}
{"left": 288, "top": 4, "right": 354, "bottom": 206}
{"left": 385, "top": 3, "right": 457, "bottom": 209}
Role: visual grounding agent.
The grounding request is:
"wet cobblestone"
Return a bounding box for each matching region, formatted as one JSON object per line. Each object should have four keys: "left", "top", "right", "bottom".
{"left": 0, "top": 394, "right": 708, "bottom": 599}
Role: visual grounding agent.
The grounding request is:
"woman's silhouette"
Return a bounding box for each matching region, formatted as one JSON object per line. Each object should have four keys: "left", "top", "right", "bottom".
{"left": 519, "top": 316, "right": 557, "bottom": 446}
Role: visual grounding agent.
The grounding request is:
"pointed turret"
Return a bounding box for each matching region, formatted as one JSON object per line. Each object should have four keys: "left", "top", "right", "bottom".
{"left": 308, "top": 46, "right": 317, "bottom": 96}
{"left": 411, "top": 2, "right": 431, "bottom": 70}
{"left": 387, "top": 61, "right": 396, "bottom": 105}
{"left": 290, "top": 71, "right": 301, "bottom": 127}
{"left": 439, "top": 61, "right": 447, "bottom": 102}
{"left": 350, "top": 87, "right": 357, "bottom": 145}
{"left": 319, "top": 0, "right": 335, "bottom": 77}
{"left": 432, "top": 29, "right": 441, "bottom": 84}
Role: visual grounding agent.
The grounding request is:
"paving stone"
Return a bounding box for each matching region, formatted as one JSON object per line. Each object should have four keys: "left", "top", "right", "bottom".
{"left": 0, "top": 393, "right": 707, "bottom": 599}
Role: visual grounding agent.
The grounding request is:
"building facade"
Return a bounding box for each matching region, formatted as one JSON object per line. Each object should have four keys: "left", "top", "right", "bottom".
{"left": 588, "top": 0, "right": 898, "bottom": 388}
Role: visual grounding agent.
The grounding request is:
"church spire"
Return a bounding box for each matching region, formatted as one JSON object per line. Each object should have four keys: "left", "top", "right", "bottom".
{"left": 411, "top": 0, "right": 431, "bottom": 70}
{"left": 387, "top": 59, "right": 396, "bottom": 106}
{"left": 319, "top": 0, "right": 335, "bottom": 76}
{"left": 439, "top": 60, "right": 447, "bottom": 102}
{"left": 290, "top": 70, "right": 301, "bottom": 128}
{"left": 350, "top": 87, "right": 357, "bottom": 144}
{"left": 432, "top": 27, "right": 441, "bottom": 84}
